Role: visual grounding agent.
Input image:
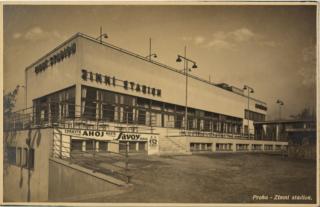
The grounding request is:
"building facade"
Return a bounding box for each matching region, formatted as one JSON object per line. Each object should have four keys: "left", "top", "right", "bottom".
{"left": 22, "top": 32, "right": 286, "bottom": 155}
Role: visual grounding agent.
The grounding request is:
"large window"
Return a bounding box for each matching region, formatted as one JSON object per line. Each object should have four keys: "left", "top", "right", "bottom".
{"left": 82, "top": 87, "right": 97, "bottom": 120}
{"left": 245, "top": 109, "right": 265, "bottom": 122}
{"left": 80, "top": 86, "right": 244, "bottom": 134}
{"left": 34, "top": 86, "right": 75, "bottom": 125}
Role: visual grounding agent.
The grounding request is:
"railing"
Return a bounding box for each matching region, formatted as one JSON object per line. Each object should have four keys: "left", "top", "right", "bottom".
{"left": 178, "top": 129, "right": 255, "bottom": 139}
{"left": 5, "top": 103, "right": 258, "bottom": 140}
{"left": 52, "top": 131, "right": 131, "bottom": 183}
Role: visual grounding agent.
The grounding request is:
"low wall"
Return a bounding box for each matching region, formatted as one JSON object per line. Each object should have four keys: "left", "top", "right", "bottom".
{"left": 288, "top": 145, "right": 316, "bottom": 160}
{"left": 48, "top": 158, "right": 127, "bottom": 202}
{"left": 3, "top": 128, "right": 53, "bottom": 202}
{"left": 182, "top": 136, "right": 287, "bottom": 153}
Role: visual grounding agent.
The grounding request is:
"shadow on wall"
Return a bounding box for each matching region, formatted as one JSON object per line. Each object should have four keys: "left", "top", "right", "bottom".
{"left": 4, "top": 127, "right": 42, "bottom": 202}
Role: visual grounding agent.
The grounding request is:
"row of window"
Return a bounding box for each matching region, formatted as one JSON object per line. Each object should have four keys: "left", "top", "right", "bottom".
{"left": 194, "top": 143, "right": 287, "bottom": 151}
{"left": 70, "top": 140, "right": 147, "bottom": 153}
{"left": 31, "top": 85, "right": 265, "bottom": 133}
{"left": 6, "top": 146, "right": 35, "bottom": 170}
{"left": 190, "top": 143, "right": 212, "bottom": 151}
{"left": 81, "top": 86, "right": 244, "bottom": 133}
{"left": 244, "top": 109, "right": 266, "bottom": 122}
{"left": 216, "top": 143, "right": 233, "bottom": 151}
{"left": 33, "top": 86, "right": 76, "bottom": 124}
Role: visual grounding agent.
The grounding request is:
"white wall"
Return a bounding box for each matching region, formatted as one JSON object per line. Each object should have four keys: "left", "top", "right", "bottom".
{"left": 78, "top": 36, "right": 267, "bottom": 119}
{"left": 25, "top": 38, "right": 81, "bottom": 107}
{"left": 25, "top": 34, "right": 267, "bottom": 121}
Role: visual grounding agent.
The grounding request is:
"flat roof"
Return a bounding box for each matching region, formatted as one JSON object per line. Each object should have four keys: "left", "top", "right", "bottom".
{"left": 254, "top": 119, "right": 316, "bottom": 125}
{"left": 25, "top": 32, "right": 267, "bottom": 105}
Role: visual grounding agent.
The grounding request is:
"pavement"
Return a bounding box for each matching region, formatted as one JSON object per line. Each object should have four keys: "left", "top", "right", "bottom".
{"left": 82, "top": 153, "right": 316, "bottom": 204}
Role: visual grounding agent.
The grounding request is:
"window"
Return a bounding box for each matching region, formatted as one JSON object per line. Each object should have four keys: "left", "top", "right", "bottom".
{"left": 16, "top": 147, "right": 22, "bottom": 166}
{"left": 77, "top": 86, "right": 245, "bottom": 135}
{"left": 244, "top": 109, "right": 266, "bottom": 122}
{"left": 129, "top": 142, "right": 137, "bottom": 152}
{"left": 6, "top": 146, "right": 16, "bottom": 165}
{"left": 71, "top": 139, "right": 83, "bottom": 151}
{"left": 264, "top": 145, "right": 273, "bottom": 151}
{"left": 137, "top": 109, "right": 147, "bottom": 125}
{"left": 86, "top": 140, "right": 94, "bottom": 151}
{"left": 190, "top": 143, "right": 212, "bottom": 152}
{"left": 28, "top": 148, "right": 35, "bottom": 170}
{"left": 99, "top": 141, "right": 108, "bottom": 151}
{"left": 236, "top": 144, "right": 249, "bottom": 151}
{"left": 252, "top": 144, "right": 262, "bottom": 151}
{"left": 12, "top": 147, "right": 35, "bottom": 169}
{"left": 119, "top": 141, "right": 128, "bottom": 152}
{"left": 138, "top": 142, "right": 147, "bottom": 152}
{"left": 275, "top": 145, "right": 282, "bottom": 151}
{"left": 216, "top": 143, "right": 232, "bottom": 151}
{"left": 34, "top": 86, "right": 76, "bottom": 124}
{"left": 22, "top": 148, "right": 28, "bottom": 167}
{"left": 82, "top": 87, "right": 97, "bottom": 120}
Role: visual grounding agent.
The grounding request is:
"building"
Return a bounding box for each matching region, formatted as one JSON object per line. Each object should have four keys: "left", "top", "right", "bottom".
{"left": 254, "top": 120, "right": 316, "bottom": 159}
{"left": 3, "top": 33, "right": 289, "bottom": 201}
{"left": 8, "top": 32, "right": 288, "bottom": 155}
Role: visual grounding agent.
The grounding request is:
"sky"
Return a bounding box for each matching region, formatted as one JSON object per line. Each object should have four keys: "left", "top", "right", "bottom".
{"left": 3, "top": 4, "right": 317, "bottom": 120}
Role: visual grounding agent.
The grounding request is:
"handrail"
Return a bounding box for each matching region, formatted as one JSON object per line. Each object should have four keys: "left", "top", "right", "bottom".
{"left": 52, "top": 129, "right": 131, "bottom": 183}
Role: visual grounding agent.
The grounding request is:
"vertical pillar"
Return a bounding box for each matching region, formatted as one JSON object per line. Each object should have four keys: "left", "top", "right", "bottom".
{"left": 276, "top": 124, "right": 279, "bottom": 141}
{"left": 232, "top": 143, "right": 236, "bottom": 152}
{"left": 96, "top": 141, "right": 99, "bottom": 152}
{"left": 75, "top": 84, "right": 82, "bottom": 119}
{"left": 82, "top": 140, "right": 86, "bottom": 152}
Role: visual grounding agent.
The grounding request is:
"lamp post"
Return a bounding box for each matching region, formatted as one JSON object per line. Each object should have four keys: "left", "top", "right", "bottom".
{"left": 96, "top": 26, "right": 108, "bottom": 43}
{"left": 243, "top": 85, "right": 254, "bottom": 138}
{"left": 146, "top": 38, "right": 158, "bottom": 61}
{"left": 176, "top": 46, "right": 198, "bottom": 131}
{"left": 276, "top": 99, "right": 284, "bottom": 120}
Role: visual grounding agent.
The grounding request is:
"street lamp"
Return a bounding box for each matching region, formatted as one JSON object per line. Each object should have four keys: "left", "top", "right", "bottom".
{"left": 176, "top": 46, "right": 198, "bottom": 131}
{"left": 145, "top": 53, "right": 157, "bottom": 60}
{"left": 243, "top": 85, "right": 254, "bottom": 139}
{"left": 276, "top": 99, "right": 284, "bottom": 120}
{"left": 96, "top": 26, "right": 108, "bottom": 44}
{"left": 146, "top": 38, "right": 158, "bottom": 61}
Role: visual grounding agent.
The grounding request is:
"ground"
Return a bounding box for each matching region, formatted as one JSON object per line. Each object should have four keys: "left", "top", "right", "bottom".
{"left": 82, "top": 153, "right": 316, "bottom": 204}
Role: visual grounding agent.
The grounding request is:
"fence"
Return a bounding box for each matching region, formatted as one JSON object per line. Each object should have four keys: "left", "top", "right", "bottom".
{"left": 52, "top": 131, "right": 131, "bottom": 183}
{"left": 4, "top": 102, "right": 252, "bottom": 138}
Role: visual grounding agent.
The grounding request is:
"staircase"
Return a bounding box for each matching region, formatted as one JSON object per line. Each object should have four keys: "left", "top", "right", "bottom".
{"left": 154, "top": 128, "right": 191, "bottom": 155}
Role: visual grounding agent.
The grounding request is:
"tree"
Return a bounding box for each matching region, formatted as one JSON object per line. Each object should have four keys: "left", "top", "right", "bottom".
{"left": 290, "top": 108, "right": 315, "bottom": 120}
{"left": 3, "top": 85, "right": 20, "bottom": 117}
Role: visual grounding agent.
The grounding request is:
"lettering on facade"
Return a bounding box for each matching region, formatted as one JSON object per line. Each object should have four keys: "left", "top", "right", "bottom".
{"left": 65, "top": 129, "right": 81, "bottom": 135}
{"left": 82, "top": 130, "right": 116, "bottom": 138}
{"left": 148, "top": 136, "right": 158, "bottom": 147}
{"left": 35, "top": 43, "right": 76, "bottom": 74}
{"left": 255, "top": 103, "right": 267, "bottom": 111}
{"left": 116, "top": 132, "right": 148, "bottom": 141}
{"left": 81, "top": 69, "right": 161, "bottom": 97}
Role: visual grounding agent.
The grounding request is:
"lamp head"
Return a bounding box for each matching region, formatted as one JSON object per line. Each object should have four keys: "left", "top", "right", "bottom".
{"left": 176, "top": 56, "right": 182, "bottom": 62}
{"left": 153, "top": 54, "right": 157, "bottom": 58}
{"left": 250, "top": 89, "right": 254, "bottom": 93}
{"left": 243, "top": 85, "right": 247, "bottom": 90}
{"left": 192, "top": 63, "right": 198, "bottom": 69}
{"left": 103, "top": 34, "right": 108, "bottom": 39}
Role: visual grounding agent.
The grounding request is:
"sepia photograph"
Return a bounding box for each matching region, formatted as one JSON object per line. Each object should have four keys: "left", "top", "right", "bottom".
{"left": 2, "top": 2, "right": 318, "bottom": 206}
